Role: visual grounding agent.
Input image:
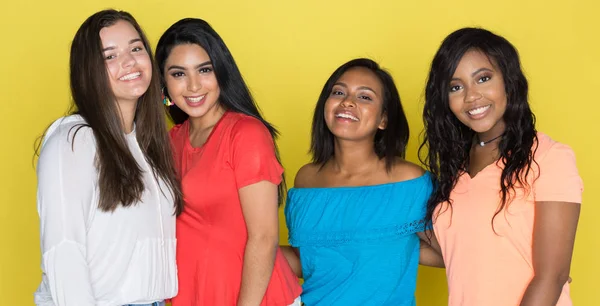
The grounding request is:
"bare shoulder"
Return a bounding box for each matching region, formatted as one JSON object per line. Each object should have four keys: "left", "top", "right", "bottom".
{"left": 390, "top": 158, "right": 426, "bottom": 182}
{"left": 294, "top": 163, "right": 322, "bottom": 188}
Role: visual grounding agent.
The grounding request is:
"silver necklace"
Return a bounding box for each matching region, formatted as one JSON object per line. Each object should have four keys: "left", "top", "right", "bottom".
{"left": 477, "top": 134, "right": 503, "bottom": 147}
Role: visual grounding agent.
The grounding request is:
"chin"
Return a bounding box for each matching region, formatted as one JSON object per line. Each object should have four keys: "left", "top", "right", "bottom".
{"left": 470, "top": 125, "right": 495, "bottom": 134}
{"left": 130, "top": 95, "right": 145, "bottom": 102}
{"left": 185, "top": 110, "right": 209, "bottom": 119}
{"left": 122, "top": 90, "right": 147, "bottom": 100}
{"left": 331, "top": 130, "right": 364, "bottom": 141}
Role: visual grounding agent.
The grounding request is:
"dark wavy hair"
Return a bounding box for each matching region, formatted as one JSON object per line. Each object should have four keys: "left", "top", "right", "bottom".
{"left": 311, "top": 58, "right": 409, "bottom": 170}
{"left": 419, "top": 27, "right": 537, "bottom": 229}
{"left": 155, "top": 18, "right": 286, "bottom": 204}
{"left": 36, "top": 10, "right": 184, "bottom": 214}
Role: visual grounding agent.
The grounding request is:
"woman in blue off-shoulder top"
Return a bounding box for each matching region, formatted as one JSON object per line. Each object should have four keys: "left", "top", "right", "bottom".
{"left": 282, "top": 58, "right": 444, "bottom": 306}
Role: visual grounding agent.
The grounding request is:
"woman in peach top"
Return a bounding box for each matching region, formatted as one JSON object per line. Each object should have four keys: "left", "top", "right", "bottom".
{"left": 420, "top": 27, "right": 583, "bottom": 305}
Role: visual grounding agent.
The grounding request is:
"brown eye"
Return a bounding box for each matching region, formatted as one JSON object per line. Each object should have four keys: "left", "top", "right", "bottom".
{"left": 478, "top": 76, "right": 491, "bottom": 83}
{"left": 449, "top": 85, "right": 462, "bottom": 92}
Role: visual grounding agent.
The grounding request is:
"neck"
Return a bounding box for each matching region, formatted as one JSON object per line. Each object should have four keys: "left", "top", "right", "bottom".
{"left": 188, "top": 105, "right": 226, "bottom": 134}
{"left": 330, "top": 138, "right": 381, "bottom": 175}
{"left": 475, "top": 120, "right": 506, "bottom": 148}
{"left": 117, "top": 99, "right": 137, "bottom": 134}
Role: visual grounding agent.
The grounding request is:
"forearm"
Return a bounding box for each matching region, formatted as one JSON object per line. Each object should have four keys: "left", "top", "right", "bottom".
{"left": 520, "top": 275, "right": 568, "bottom": 306}
{"left": 521, "top": 201, "right": 580, "bottom": 306}
{"left": 237, "top": 236, "right": 278, "bottom": 306}
{"left": 280, "top": 245, "right": 302, "bottom": 278}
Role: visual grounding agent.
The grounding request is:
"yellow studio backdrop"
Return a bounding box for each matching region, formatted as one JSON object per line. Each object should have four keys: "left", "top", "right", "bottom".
{"left": 1, "top": 0, "right": 597, "bottom": 304}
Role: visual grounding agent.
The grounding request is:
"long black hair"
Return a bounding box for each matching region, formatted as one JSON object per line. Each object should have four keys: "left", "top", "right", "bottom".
{"left": 155, "top": 18, "right": 286, "bottom": 203}
{"left": 419, "top": 27, "right": 537, "bottom": 228}
{"left": 311, "top": 58, "right": 409, "bottom": 171}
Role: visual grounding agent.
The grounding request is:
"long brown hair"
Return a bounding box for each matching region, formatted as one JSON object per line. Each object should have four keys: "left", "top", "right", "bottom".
{"left": 64, "top": 9, "right": 183, "bottom": 214}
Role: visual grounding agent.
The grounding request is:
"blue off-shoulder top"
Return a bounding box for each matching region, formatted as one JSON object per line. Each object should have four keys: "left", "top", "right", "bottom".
{"left": 284, "top": 172, "right": 433, "bottom": 305}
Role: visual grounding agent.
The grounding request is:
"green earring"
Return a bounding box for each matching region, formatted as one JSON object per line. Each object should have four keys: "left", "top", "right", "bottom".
{"left": 162, "top": 88, "right": 173, "bottom": 106}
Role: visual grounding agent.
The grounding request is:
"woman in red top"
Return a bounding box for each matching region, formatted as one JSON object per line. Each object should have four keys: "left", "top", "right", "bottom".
{"left": 155, "top": 18, "right": 302, "bottom": 306}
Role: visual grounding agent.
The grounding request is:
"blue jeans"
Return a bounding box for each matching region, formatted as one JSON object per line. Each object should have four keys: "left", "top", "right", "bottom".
{"left": 123, "top": 302, "right": 165, "bottom": 306}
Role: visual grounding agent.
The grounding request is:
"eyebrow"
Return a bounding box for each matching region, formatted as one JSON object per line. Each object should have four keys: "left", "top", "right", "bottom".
{"left": 333, "top": 82, "right": 378, "bottom": 95}
{"left": 167, "top": 60, "right": 212, "bottom": 71}
{"left": 451, "top": 67, "right": 494, "bottom": 81}
{"left": 102, "top": 38, "right": 143, "bottom": 52}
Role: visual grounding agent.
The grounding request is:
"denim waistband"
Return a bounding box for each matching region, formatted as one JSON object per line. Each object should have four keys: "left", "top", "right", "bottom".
{"left": 124, "top": 301, "right": 165, "bottom": 306}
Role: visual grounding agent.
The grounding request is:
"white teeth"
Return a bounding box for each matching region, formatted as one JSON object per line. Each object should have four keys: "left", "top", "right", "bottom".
{"left": 468, "top": 105, "right": 490, "bottom": 115}
{"left": 119, "top": 72, "right": 140, "bottom": 81}
{"left": 335, "top": 113, "right": 359, "bottom": 121}
{"left": 186, "top": 95, "right": 205, "bottom": 103}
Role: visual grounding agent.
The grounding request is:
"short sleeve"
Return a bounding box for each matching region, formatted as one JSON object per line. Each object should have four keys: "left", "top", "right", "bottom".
{"left": 230, "top": 117, "right": 283, "bottom": 189}
{"left": 533, "top": 142, "right": 583, "bottom": 203}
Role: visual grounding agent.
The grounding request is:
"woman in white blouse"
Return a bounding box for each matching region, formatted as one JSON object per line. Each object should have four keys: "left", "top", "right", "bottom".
{"left": 34, "top": 9, "right": 183, "bottom": 306}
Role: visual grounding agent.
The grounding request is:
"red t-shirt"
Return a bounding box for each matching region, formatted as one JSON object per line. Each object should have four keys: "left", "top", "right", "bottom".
{"left": 169, "top": 111, "right": 302, "bottom": 305}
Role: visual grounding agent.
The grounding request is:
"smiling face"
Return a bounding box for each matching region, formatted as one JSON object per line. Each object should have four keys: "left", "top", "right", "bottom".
{"left": 323, "top": 67, "right": 387, "bottom": 141}
{"left": 100, "top": 20, "right": 152, "bottom": 106}
{"left": 163, "top": 43, "right": 222, "bottom": 121}
{"left": 448, "top": 49, "right": 507, "bottom": 138}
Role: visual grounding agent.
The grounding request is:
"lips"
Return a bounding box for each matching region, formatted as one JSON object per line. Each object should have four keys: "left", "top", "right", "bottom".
{"left": 118, "top": 71, "right": 141, "bottom": 81}
{"left": 335, "top": 111, "right": 359, "bottom": 122}
{"left": 184, "top": 94, "right": 206, "bottom": 107}
{"left": 467, "top": 105, "right": 491, "bottom": 117}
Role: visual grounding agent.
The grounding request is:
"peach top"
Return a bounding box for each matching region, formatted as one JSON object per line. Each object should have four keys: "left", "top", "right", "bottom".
{"left": 433, "top": 132, "right": 583, "bottom": 306}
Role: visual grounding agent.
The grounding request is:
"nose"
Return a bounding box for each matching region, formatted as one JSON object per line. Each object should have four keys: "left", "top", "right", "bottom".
{"left": 187, "top": 74, "right": 202, "bottom": 92}
{"left": 465, "top": 86, "right": 483, "bottom": 103}
{"left": 340, "top": 95, "right": 356, "bottom": 108}
{"left": 121, "top": 52, "right": 136, "bottom": 69}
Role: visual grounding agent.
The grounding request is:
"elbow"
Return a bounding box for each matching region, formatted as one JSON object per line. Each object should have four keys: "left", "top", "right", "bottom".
{"left": 532, "top": 270, "right": 571, "bottom": 288}
{"left": 554, "top": 269, "right": 571, "bottom": 285}
{"left": 246, "top": 232, "right": 279, "bottom": 249}
{"left": 555, "top": 272, "right": 571, "bottom": 287}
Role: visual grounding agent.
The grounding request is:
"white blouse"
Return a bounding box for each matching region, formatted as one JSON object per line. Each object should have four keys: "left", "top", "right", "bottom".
{"left": 34, "top": 115, "right": 178, "bottom": 306}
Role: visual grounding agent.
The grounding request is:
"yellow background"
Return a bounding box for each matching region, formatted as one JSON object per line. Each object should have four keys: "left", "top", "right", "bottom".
{"left": 1, "top": 0, "right": 597, "bottom": 305}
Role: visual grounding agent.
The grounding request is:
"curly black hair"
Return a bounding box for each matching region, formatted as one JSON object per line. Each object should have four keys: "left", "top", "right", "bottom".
{"left": 419, "top": 27, "right": 538, "bottom": 231}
